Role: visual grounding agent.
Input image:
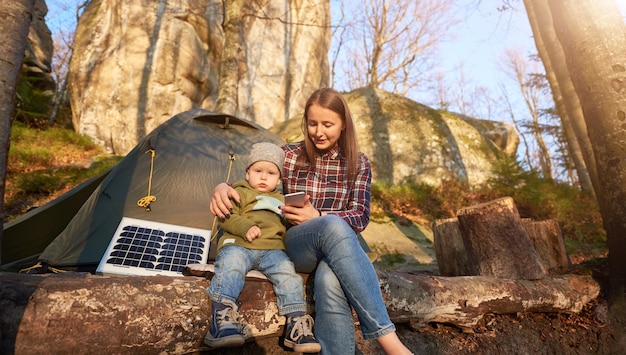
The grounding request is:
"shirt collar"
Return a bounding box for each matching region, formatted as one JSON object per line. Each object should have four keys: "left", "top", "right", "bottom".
{"left": 319, "top": 143, "right": 340, "bottom": 159}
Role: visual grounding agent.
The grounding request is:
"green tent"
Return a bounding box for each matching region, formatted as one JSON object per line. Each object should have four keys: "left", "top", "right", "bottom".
{"left": 1, "top": 109, "right": 285, "bottom": 272}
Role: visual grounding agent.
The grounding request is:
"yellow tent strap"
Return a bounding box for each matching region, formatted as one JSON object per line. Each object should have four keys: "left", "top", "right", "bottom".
{"left": 137, "top": 149, "right": 157, "bottom": 211}
{"left": 210, "top": 153, "right": 236, "bottom": 242}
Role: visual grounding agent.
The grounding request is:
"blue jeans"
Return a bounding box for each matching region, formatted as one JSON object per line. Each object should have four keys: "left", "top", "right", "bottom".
{"left": 284, "top": 215, "right": 395, "bottom": 354}
{"left": 207, "top": 245, "right": 306, "bottom": 315}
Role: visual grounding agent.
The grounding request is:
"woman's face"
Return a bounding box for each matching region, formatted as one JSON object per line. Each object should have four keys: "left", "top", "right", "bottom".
{"left": 306, "top": 104, "right": 345, "bottom": 151}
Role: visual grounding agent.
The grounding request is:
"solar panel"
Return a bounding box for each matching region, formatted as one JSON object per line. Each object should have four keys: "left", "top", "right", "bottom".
{"left": 96, "top": 217, "right": 212, "bottom": 277}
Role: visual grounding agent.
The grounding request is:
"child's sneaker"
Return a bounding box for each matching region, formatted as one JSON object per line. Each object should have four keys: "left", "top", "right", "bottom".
{"left": 204, "top": 300, "right": 246, "bottom": 348}
{"left": 283, "top": 314, "right": 321, "bottom": 353}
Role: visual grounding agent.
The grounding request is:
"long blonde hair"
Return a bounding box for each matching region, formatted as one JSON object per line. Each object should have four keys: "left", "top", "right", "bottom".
{"left": 300, "top": 88, "right": 360, "bottom": 180}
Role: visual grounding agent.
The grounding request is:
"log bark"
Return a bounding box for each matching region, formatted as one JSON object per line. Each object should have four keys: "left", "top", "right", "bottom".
{"left": 456, "top": 197, "right": 547, "bottom": 279}
{"left": 379, "top": 270, "right": 599, "bottom": 328}
{"left": 0, "top": 268, "right": 600, "bottom": 354}
{"left": 433, "top": 218, "right": 470, "bottom": 276}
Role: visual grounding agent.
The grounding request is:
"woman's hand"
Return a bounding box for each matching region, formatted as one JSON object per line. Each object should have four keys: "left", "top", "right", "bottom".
{"left": 280, "top": 195, "right": 321, "bottom": 225}
{"left": 210, "top": 183, "right": 240, "bottom": 218}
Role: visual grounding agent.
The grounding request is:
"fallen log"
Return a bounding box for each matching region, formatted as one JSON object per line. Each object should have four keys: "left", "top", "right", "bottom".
{"left": 0, "top": 268, "right": 600, "bottom": 354}
{"left": 378, "top": 270, "right": 600, "bottom": 329}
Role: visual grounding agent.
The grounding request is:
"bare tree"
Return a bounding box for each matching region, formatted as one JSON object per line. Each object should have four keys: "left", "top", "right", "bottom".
{"left": 48, "top": 1, "right": 90, "bottom": 126}
{"left": 329, "top": 0, "right": 349, "bottom": 86}
{"left": 502, "top": 48, "right": 553, "bottom": 180}
{"left": 335, "top": 0, "right": 455, "bottom": 95}
{"left": 545, "top": 1, "right": 626, "bottom": 350}
{"left": 0, "top": 0, "right": 36, "bottom": 263}
{"left": 49, "top": 30, "right": 73, "bottom": 125}
{"left": 501, "top": 84, "right": 533, "bottom": 169}
{"left": 430, "top": 62, "right": 503, "bottom": 123}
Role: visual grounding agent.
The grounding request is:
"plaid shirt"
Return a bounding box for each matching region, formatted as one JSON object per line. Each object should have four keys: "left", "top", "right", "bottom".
{"left": 282, "top": 142, "right": 371, "bottom": 232}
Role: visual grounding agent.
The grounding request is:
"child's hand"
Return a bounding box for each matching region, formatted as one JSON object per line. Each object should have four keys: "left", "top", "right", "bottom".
{"left": 245, "top": 225, "right": 262, "bottom": 242}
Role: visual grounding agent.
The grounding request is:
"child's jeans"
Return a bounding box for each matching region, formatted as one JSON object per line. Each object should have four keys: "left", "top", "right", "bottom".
{"left": 207, "top": 245, "right": 306, "bottom": 315}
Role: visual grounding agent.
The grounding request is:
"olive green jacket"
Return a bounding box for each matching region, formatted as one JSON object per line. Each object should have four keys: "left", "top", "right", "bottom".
{"left": 217, "top": 180, "right": 286, "bottom": 251}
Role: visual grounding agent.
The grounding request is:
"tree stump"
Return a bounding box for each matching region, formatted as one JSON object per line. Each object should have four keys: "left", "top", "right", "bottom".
{"left": 456, "top": 196, "right": 547, "bottom": 279}
{"left": 433, "top": 218, "right": 470, "bottom": 276}
{"left": 523, "top": 219, "right": 571, "bottom": 274}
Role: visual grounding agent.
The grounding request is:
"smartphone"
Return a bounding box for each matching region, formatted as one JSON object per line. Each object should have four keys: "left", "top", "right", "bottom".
{"left": 284, "top": 191, "right": 305, "bottom": 207}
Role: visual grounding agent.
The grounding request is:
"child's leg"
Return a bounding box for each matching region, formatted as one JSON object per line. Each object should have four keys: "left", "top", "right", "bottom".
{"left": 257, "top": 249, "right": 306, "bottom": 315}
{"left": 258, "top": 249, "right": 321, "bottom": 353}
{"left": 205, "top": 246, "right": 253, "bottom": 349}
{"left": 207, "top": 245, "right": 252, "bottom": 303}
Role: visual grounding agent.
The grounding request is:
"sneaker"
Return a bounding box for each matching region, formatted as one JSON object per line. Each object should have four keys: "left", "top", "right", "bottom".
{"left": 283, "top": 314, "right": 321, "bottom": 353}
{"left": 204, "top": 300, "right": 246, "bottom": 348}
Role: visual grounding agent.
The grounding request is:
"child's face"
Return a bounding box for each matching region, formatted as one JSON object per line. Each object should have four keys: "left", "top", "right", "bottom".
{"left": 246, "top": 161, "right": 281, "bottom": 193}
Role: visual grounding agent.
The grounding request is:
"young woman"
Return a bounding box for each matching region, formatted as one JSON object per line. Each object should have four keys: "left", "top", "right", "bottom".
{"left": 210, "top": 88, "right": 412, "bottom": 354}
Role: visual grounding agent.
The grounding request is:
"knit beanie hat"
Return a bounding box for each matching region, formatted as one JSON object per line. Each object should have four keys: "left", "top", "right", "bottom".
{"left": 247, "top": 142, "right": 285, "bottom": 173}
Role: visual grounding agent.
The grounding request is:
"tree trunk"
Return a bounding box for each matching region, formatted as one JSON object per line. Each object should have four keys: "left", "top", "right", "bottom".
{"left": 547, "top": 0, "right": 626, "bottom": 351}
{"left": 0, "top": 269, "right": 600, "bottom": 353}
{"left": 456, "top": 197, "right": 547, "bottom": 279}
{"left": 0, "top": 0, "right": 37, "bottom": 265}
{"left": 524, "top": 0, "right": 598, "bottom": 196}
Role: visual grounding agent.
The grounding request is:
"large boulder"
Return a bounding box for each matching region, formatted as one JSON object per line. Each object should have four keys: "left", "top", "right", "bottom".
{"left": 67, "top": 0, "right": 328, "bottom": 154}
{"left": 270, "top": 88, "right": 519, "bottom": 187}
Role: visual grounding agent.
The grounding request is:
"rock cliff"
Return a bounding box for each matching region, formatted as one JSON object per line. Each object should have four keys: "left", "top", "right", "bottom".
{"left": 22, "top": 0, "right": 55, "bottom": 95}
{"left": 67, "top": 0, "right": 329, "bottom": 154}
{"left": 271, "top": 88, "right": 519, "bottom": 187}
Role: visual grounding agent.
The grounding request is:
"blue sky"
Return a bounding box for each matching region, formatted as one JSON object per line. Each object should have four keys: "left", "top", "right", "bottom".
{"left": 439, "top": 2, "right": 534, "bottom": 93}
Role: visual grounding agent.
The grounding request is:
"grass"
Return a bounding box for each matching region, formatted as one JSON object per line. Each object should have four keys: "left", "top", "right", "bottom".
{"left": 4, "top": 122, "right": 122, "bottom": 220}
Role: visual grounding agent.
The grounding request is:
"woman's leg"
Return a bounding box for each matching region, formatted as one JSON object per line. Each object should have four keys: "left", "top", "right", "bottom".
{"left": 312, "top": 260, "right": 356, "bottom": 354}
{"left": 284, "top": 215, "right": 395, "bottom": 339}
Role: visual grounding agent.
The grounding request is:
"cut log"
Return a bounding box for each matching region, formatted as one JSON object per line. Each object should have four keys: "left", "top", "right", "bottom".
{"left": 433, "top": 218, "right": 470, "bottom": 276}
{"left": 522, "top": 219, "right": 571, "bottom": 274}
{"left": 433, "top": 216, "right": 570, "bottom": 277}
{"left": 456, "top": 196, "right": 547, "bottom": 279}
{"left": 0, "top": 268, "right": 600, "bottom": 354}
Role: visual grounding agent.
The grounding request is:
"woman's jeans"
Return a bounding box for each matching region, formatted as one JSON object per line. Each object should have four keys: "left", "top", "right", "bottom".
{"left": 284, "top": 215, "right": 395, "bottom": 354}
{"left": 207, "top": 245, "right": 306, "bottom": 315}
